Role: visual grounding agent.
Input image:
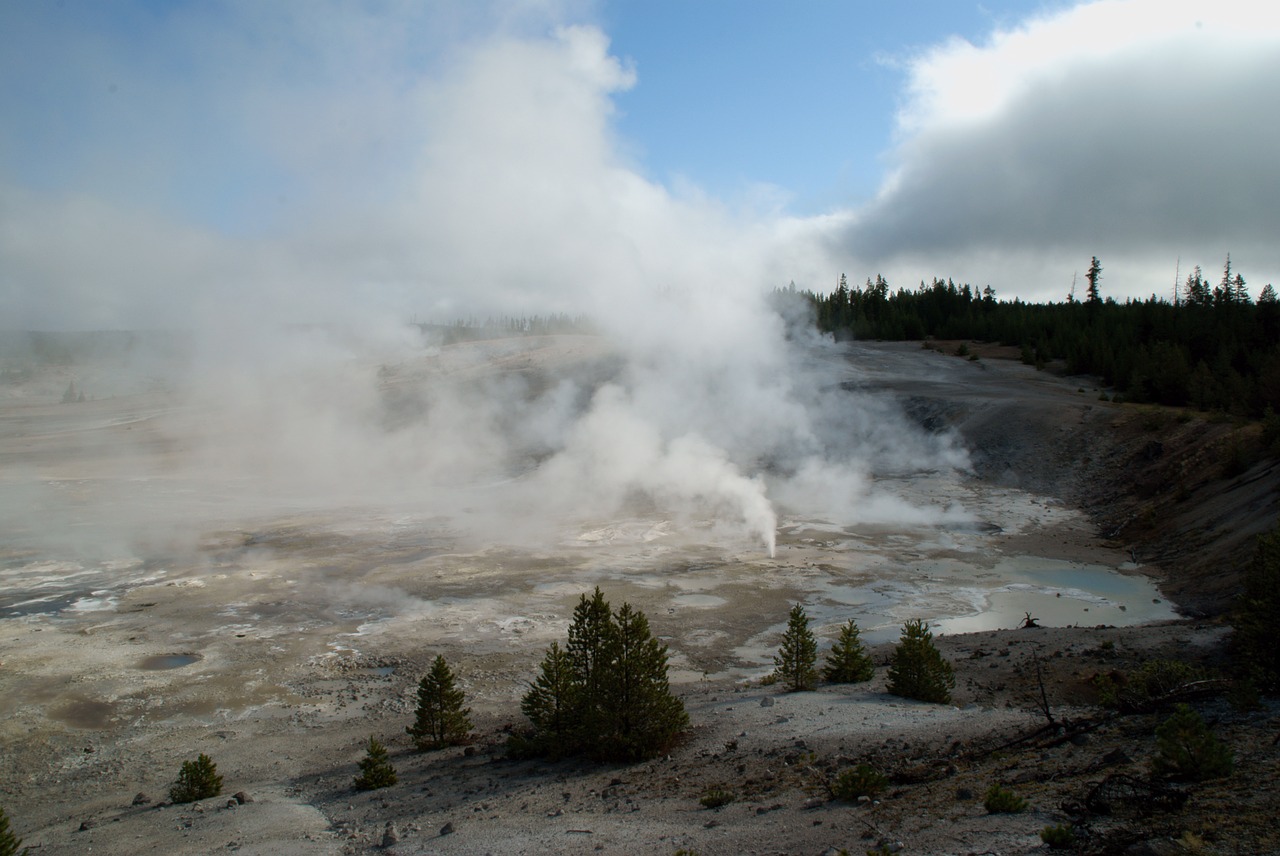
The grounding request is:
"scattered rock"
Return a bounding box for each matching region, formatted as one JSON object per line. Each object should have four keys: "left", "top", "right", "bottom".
{"left": 440, "top": 821, "right": 455, "bottom": 836}
{"left": 760, "top": 696, "right": 774, "bottom": 708}
{"left": 381, "top": 823, "right": 399, "bottom": 847}
{"left": 226, "top": 799, "right": 238, "bottom": 809}
{"left": 233, "top": 791, "right": 252, "bottom": 804}
{"left": 78, "top": 818, "right": 97, "bottom": 831}
{"left": 803, "top": 796, "right": 825, "bottom": 810}
{"left": 131, "top": 793, "right": 151, "bottom": 806}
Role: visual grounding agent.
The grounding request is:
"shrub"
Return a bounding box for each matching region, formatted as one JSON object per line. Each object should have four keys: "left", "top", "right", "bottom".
{"left": 0, "top": 806, "right": 28, "bottom": 856}
{"left": 352, "top": 735, "right": 397, "bottom": 791}
{"left": 773, "top": 603, "right": 818, "bottom": 692}
{"left": 1092, "top": 659, "right": 1210, "bottom": 710}
{"left": 822, "top": 619, "right": 874, "bottom": 684}
{"left": 831, "top": 764, "right": 888, "bottom": 801}
{"left": 699, "top": 787, "right": 735, "bottom": 809}
{"left": 169, "top": 753, "right": 223, "bottom": 804}
{"left": 983, "top": 784, "right": 1026, "bottom": 814}
{"left": 518, "top": 588, "right": 688, "bottom": 762}
{"left": 1152, "top": 703, "right": 1233, "bottom": 782}
{"left": 1040, "top": 823, "right": 1075, "bottom": 849}
{"left": 886, "top": 619, "right": 954, "bottom": 704}
{"left": 407, "top": 655, "right": 472, "bottom": 751}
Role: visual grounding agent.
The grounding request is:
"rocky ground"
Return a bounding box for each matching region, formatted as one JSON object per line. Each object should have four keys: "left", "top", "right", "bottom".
{"left": 2, "top": 338, "right": 1278, "bottom": 855}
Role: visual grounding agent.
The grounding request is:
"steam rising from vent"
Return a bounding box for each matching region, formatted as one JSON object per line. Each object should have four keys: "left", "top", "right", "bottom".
{"left": 0, "top": 23, "right": 972, "bottom": 562}
{"left": 534, "top": 384, "right": 778, "bottom": 556}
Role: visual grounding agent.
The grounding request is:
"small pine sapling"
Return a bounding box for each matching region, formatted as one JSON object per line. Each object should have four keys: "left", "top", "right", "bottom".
{"left": 830, "top": 764, "right": 887, "bottom": 801}
{"left": 773, "top": 603, "right": 818, "bottom": 692}
{"left": 407, "top": 655, "right": 473, "bottom": 751}
{"left": 352, "top": 735, "right": 398, "bottom": 791}
{"left": 822, "top": 618, "right": 874, "bottom": 683}
{"left": 983, "top": 783, "right": 1027, "bottom": 814}
{"left": 886, "top": 619, "right": 955, "bottom": 704}
{"left": 0, "top": 805, "right": 28, "bottom": 856}
{"left": 169, "top": 753, "right": 223, "bottom": 804}
{"left": 1040, "top": 823, "right": 1075, "bottom": 849}
{"left": 699, "top": 787, "right": 735, "bottom": 809}
{"left": 1152, "top": 703, "right": 1233, "bottom": 782}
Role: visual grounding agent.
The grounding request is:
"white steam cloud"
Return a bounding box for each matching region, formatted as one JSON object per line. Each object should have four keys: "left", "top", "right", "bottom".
{"left": 0, "top": 15, "right": 969, "bottom": 562}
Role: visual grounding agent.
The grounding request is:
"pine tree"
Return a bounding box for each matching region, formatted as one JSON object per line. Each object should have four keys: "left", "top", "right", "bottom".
{"left": 1153, "top": 704, "right": 1233, "bottom": 781}
{"left": 169, "top": 753, "right": 223, "bottom": 804}
{"left": 520, "top": 641, "right": 578, "bottom": 758}
{"left": 352, "top": 735, "right": 398, "bottom": 790}
{"left": 773, "top": 603, "right": 818, "bottom": 692}
{"left": 886, "top": 619, "right": 955, "bottom": 704}
{"left": 1085, "top": 256, "right": 1103, "bottom": 305}
{"left": 518, "top": 590, "right": 688, "bottom": 762}
{"left": 1219, "top": 254, "right": 1234, "bottom": 305}
{"left": 1233, "top": 273, "right": 1250, "bottom": 305}
{"left": 407, "top": 655, "right": 472, "bottom": 751}
{"left": 0, "top": 806, "right": 28, "bottom": 856}
{"left": 566, "top": 587, "right": 613, "bottom": 744}
{"left": 823, "top": 618, "right": 875, "bottom": 683}
{"left": 598, "top": 602, "right": 689, "bottom": 761}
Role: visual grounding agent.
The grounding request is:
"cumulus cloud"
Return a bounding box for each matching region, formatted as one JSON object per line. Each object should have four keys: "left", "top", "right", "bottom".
{"left": 834, "top": 0, "right": 1280, "bottom": 300}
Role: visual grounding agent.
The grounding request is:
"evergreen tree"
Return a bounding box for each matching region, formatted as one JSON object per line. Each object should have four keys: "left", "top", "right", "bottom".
{"left": 1153, "top": 704, "right": 1233, "bottom": 781}
{"left": 169, "top": 753, "right": 223, "bottom": 804}
{"left": 1233, "top": 273, "right": 1250, "bottom": 305}
{"left": 773, "top": 603, "right": 818, "bottom": 692}
{"left": 886, "top": 619, "right": 955, "bottom": 704}
{"left": 1219, "top": 254, "right": 1234, "bottom": 305}
{"left": 352, "top": 736, "right": 398, "bottom": 791}
{"left": 566, "top": 587, "right": 613, "bottom": 745}
{"left": 1187, "top": 265, "right": 1210, "bottom": 307}
{"left": 518, "top": 589, "right": 688, "bottom": 762}
{"left": 1259, "top": 283, "right": 1278, "bottom": 304}
{"left": 0, "top": 806, "right": 28, "bottom": 856}
{"left": 407, "top": 655, "right": 472, "bottom": 751}
{"left": 822, "top": 618, "right": 875, "bottom": 683}
{"left": 520, "top": 641, "right": 578, "bottom": 758}
{"left": 1085, "top": 256, "right": 1103, "bottom": 305}
{"left": 597, "top": 602, "right": 689, "bottom": 761}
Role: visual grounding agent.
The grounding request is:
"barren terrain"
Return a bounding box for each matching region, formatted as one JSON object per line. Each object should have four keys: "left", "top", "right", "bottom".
{"left": 1, "top": 336, "right": 1277, "bottom": 855}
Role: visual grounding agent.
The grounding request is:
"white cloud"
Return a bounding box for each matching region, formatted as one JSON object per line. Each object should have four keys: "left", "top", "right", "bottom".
{"left": 834, "top": 0, "right": 1280, "bottom": 300}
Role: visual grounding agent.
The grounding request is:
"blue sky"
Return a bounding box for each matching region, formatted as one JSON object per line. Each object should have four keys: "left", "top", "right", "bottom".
{"left": 600, "top": 1, "right": 1056, "bottom": 214}
{"left": 1, "top": 0, "right": 1277, "bottom": 329}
